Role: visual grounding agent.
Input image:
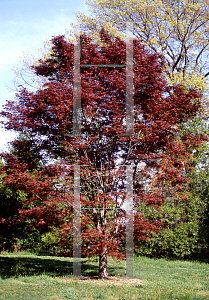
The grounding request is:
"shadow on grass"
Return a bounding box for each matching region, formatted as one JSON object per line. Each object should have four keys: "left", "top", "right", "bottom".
{"left": 0, "top": 255, "right": 124, "bottom": 279}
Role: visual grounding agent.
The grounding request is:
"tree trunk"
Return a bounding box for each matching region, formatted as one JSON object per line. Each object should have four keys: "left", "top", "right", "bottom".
{"left": 93, "top": 207, "right": 108, "bottom": 279}
{"left": 99, "top": 244, "right": 108, "bottom": 279}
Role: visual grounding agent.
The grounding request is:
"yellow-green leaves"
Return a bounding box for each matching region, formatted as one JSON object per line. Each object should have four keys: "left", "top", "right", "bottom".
{"left": 75, "top": 0, "right": 209, "bottom": 99}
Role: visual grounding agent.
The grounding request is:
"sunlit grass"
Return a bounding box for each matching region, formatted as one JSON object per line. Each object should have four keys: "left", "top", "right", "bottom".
{"left": 0, "top": 251, "right": 208, "bottom": 299}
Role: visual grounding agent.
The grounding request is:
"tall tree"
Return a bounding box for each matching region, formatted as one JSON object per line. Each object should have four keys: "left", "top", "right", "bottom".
{"left": 73, "top": 0, "right": 209, "bottom": 250}
{"left": 0, "top": 29, "right": 206, "bottom": 278}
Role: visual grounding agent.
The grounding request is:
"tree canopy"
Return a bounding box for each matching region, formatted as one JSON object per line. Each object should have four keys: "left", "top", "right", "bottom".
{"left": 0, "top": 29, "right": 207, "bottom": 279}
{"left": 73, "top": 0, "right": 209, "bottom": 116}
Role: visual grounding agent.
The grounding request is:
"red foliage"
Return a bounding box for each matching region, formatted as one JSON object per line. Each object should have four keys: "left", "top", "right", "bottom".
{"left": 0, "top": 28, "right": 207, "bottom": 275}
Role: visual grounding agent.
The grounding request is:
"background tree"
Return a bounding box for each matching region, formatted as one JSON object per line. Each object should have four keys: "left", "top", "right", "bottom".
{"left": 0, "top": 159, "right": 26, "bottom": 251}
{"left": 0, "top": 134, "right": 66, "bottom": 254}
{"left": 0, "top": 150, "right": 67, "bottom": 254}
{"left": 8, "top": 132, "right": 47, "bottom": 171}
{"left": 10, "top": 42, "right": 52, "bottom": 93}
{"left": 0, "top": 29, "right": 206, "bottom": 279}
{"left": 73, "top": 0, "right": 209, "bottom": 115}
{"left": 135, "top": 117, "right": 209, "bottom": 260}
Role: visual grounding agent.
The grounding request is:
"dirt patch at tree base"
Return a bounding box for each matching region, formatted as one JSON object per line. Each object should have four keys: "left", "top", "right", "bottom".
{"left": 60, "top": 276, "right": 146, "bottom": 286}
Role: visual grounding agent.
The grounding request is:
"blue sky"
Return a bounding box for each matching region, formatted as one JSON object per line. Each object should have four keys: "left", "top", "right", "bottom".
{"left": 0, "top": 0, "right": 91, "bottom": 151}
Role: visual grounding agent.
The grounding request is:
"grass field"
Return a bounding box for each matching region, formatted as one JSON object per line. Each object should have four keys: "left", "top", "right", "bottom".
{"left": 0, "top": 251, "right": 208, "bottom": 299}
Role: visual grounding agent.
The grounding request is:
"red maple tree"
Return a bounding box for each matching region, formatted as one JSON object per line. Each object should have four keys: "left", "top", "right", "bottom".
{"left": 0, "top": 28, "right": 206, "bottom": 279}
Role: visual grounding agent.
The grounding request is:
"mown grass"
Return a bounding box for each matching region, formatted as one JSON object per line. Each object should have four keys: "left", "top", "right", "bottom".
{"left": 0, "top": 251, "right": 208, "bottom": 299}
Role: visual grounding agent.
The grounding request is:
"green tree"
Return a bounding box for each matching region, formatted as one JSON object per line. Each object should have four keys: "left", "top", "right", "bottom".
{"left": 8, "top": 132, "right": 46, "bottom": 171}
{"left": 135, "top": 117, "right": 209, "bottom": 260}
{"left": 0, "top": 159, "right": 26, "bottom": 251}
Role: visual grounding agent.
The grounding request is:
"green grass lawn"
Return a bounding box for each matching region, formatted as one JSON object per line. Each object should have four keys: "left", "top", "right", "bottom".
{"left": 0, "top": 251, "right": 208, "bottom": 299}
